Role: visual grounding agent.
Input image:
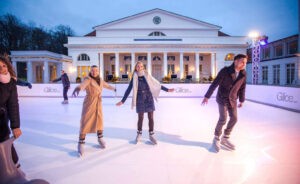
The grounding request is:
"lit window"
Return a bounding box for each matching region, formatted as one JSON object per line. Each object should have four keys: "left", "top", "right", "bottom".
{"left": 225, "top": 53, "right": 235, "bottom": 61}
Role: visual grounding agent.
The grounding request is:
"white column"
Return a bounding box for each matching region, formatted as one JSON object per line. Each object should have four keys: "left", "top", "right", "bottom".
{"left": 195, "top": 53, "right": 200, "bottom": 81}
{"left": 163, "top": 52, "right": 168, "bottom": 77}
{"left": 99, "top": 52, "right": 104, "bottom": 79}
{"left": 115, "top": 52, "right": 119, "bottom": 77}
{"left": 211, "top": 53, "right": 216, "bottom": 78}
{"left": 12, "top": 61, "right": 17, "bottom": 77}
{"left": 180, "top": 52, "right": 184, "bottom": 79}
{"left": 43, "top": 61, "right": 49, "bottom": 83}
{"left": 147, "top": 52, "right": 151, "bottom": 74}
{"left": 131, "top": 52, "right": 135, "bottom": 73}
{"left": 27, "top": 61, "right": 33, "bottom": 83}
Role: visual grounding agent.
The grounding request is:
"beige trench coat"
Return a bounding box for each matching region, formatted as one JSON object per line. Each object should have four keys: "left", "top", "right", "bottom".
{"left": 78, "top": 77, "right": 114, "bottom": 134}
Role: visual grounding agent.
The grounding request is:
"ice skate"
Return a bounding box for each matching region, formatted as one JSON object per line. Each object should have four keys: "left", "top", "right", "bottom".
{"left": 221, "top": 136, "right": 235, "bottom": 150}
{"left": 77, "top": 141, "right": 85, "bottom": 157}
{"left": 212, "top": 137, "right": 220, "bottom": 152}
{"left": 135, "top": 131, "right": 142, "bottom": 144}
{"left": 61, "top": 100, "right": 68, "bottom": 104}
{"left": 98, "top": 137, "right": 106, "bottom": 148}
{"left": 149, "top": 132, "right": 157, "bottom": 145}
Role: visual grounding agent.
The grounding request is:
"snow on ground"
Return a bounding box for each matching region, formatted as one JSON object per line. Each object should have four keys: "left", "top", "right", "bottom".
{"left": 13, "top": 97, "right": 300, "bottom": 184}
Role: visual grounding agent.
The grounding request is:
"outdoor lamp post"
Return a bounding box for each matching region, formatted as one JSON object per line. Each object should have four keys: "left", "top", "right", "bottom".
{"left": 248, "top": 31, "right": 268, "bottom": 84}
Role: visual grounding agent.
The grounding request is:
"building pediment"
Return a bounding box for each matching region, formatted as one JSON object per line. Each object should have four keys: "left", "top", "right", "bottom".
{"left": 93, "top": 8, "right": 221, "bottom": 31}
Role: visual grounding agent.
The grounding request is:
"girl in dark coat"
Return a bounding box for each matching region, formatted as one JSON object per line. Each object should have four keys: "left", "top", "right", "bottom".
{"left": 116, "top": 61, "right": 174, "bottom": 144}
{"left": 0, "top": 56, "right": 22, "bottom": 166}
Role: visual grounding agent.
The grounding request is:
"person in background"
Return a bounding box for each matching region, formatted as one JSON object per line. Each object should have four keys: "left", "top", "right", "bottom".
{"left": 52, "top": 70, "right": 70, "bottom": 104}
{"left": 116, "top": 61, "right": 174, "bottom": 145}
{"left": 72, "top": 65, "right": 116, "bottom": 157}
{"left": 0, "top": 56, "right": 23, "bottom": 170}
{"left": 201, "top": 54, "right": 248, "bottom": 152}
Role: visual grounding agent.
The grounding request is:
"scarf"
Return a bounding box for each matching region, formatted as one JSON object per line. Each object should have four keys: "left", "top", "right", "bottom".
{"left": 89, "top": 73, "right": 101, "bottom": 86}
{"left": 0, "top": 72, "right": 11, "bottom": 84}
{"left": 131, "top": 71, "right": 161, "bottom": 109}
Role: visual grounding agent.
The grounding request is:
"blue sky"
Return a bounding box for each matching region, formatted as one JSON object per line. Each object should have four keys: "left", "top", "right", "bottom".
{"left": 0, "top": 0, "right": 298, "bottom": 42}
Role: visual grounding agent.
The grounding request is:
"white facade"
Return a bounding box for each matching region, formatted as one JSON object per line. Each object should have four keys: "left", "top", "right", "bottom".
{"left": 10, "top": 51, "right": 72, "bottom": 83}
{"left": 65, "top": 8, "right": 248, "bottom": 82}
{"left": 246, "top": 35, "right": 300, "bottom": 86}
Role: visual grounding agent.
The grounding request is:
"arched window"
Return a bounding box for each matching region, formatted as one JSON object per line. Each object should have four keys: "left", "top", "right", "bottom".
{"left": 225, "top": 53, "right": 235, "bottom": 61}
{"left": 78, "top": 53, "right": 90, "bottom": 61}
{"left": 148, "top": 31, "right": 166, "bottom": 36}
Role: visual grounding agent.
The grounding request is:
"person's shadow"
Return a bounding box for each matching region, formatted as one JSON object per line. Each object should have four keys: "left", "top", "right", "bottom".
{"left": 104, "top": 127, "right": 212, "bottom": 152}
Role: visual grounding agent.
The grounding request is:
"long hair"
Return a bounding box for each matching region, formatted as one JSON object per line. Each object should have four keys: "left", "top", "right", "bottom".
{"left": 0, "top": 56, "right": 16, "bottom": 78}
{"left": 134, "top": 61, "right": 145, "bottom": 72}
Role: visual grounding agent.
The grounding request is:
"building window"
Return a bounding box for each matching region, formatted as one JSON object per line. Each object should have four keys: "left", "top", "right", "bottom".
{"left": 148, "top": 31, "right": 166, "bottom": 36}
{"left": 225, "top": 53, "right": 235, "bottom": 61}
{"left": 124, "top": 56, "right": 131, "bottom": 61}
{"left": 262, "top": 66, "right": 268, "bottom": 84}
{"left": 274, "top": 44, "right": 283, "bottom": 57}
{"left": 111, "top": 65, "right": 115, "bottom": 76}
{"left": 153, "top": 56, "right": 161, "bottom": 61}
{"left": 125, "top": 64, "right": 131, "bottom": 74}
{"left": 78, "top": 53, "right": 90, "bottom": 61}
{"left": 167, "top": 64, "right": 175, "bottom": 74}
{"left": 77, "top": 66, "right": 91, "bottom": 78}
{"left": 184, "top": 64, "right": 189, "bottom": 77}
{"left": 286, "top": 63, "right": 295, "bottom": 85}
{"left": 287, "top": 40, "right": 298, "bottom": 55}
{"left": 199, "top": 64, "right": 202, "bottom": 73}
{"left": 272, "top": 65, "right": 280, "bottom": 85}
{"left": 262, "top": 47, "right": 270, "bottom": 59}
{"left": 167, "top": 56, "right": 175, "bottom": 61}
{"left": 200, "top": 56, "right": 203, "bottom": 61}
{"left": 184, "top": 56, "right": 189, "bottom": 61}
{"left": 138, "top": 56, "right": 147, "bottom": 61}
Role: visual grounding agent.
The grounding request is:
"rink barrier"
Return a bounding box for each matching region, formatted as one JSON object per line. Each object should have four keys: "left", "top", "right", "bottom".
{"left": 17, "top": 83, "right": 300, "bottom": 112}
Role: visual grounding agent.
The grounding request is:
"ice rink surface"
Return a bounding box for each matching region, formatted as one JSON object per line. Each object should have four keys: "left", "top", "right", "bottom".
{"left": 15, "top": 97, "right": 300, "bottom": 184}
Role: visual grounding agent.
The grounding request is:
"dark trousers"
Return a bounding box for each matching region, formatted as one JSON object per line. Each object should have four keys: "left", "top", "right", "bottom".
{"left": 214, "top": 103, "right": 237, "bottom": 137}
{"left": 0, "top": 134, "right": 19, "bottom": 164}
{"left": 63, "top": 86, "right": 69, "bottom": 100}
{"left": 137, "top": 112, "right": 154, "bottom": 133}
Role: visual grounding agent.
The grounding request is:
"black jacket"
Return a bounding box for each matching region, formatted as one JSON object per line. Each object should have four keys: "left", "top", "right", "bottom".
{"left": 204, "top": 64, "right": 246, "bottom": 108}
{"left": 0, "top": 78, "right": 20, "bottom": 139}
{"left": 53, "top": 73, "right": 70, "bottom": 88}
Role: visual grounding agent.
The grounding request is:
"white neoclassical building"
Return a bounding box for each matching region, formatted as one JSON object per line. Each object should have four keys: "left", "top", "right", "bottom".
{"left": 10, "top": 50, "right": 72, "bottom": 83}
{"left": 65, "top": 8, "right": 248, "bottom": 82}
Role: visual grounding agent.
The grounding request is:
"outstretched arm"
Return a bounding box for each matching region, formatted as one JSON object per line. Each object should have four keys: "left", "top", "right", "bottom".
{"left": 116, "top": 78, "right": 133, "bottom": 106}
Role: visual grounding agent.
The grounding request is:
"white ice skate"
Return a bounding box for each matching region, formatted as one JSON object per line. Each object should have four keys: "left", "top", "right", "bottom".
{"left": 212, "top": 137, "right": 220, "bottom": 152}
{"left": 149, "top": 134, "right": 157, "bottom": 145}
{"left": 135, "top": 133, "right": 142, "bottom": 144}
{"left": 98, "top": 137, "right": 106, "bottom": 148}
{"left": 61, "top": 100, "right": 68, "bottom": 104}
{"left": 221, "top": 136, "right": 235, "bottom": 150}
{"left": 77, "top": 142, "right": 85, "bottom": 157}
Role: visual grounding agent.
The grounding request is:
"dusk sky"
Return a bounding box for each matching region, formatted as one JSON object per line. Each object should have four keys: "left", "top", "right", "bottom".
{"left": 0, "top": 0, "right": 298, "bottom": 42}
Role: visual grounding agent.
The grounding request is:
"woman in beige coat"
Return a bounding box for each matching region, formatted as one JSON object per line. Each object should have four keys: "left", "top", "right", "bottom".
{"left": 72, "top": 65, "right": 116, "bottom": 157}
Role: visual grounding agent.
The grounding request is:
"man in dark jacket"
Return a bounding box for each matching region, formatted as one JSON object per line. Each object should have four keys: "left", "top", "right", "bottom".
{"left": 202, "top": 54, "right": 247, "bottom": 152}
{"left": 52, "top": 70, "right": 70, "bottom": 104}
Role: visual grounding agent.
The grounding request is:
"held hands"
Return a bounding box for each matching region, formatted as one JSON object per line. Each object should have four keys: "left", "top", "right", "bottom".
{"left": 12, "top": 128, "right": 22, "bottom": 139}
{"left": 72, "top": 87, "right": 80, "bottom": 97}
{"left": 168, "top": 88, "right": 175, "bottom": 92}
{"left": 116, "top": 101, "right": 123, "bottom": 106}
{"left": 201, "top": 97, "right": 208, "bottom": 106}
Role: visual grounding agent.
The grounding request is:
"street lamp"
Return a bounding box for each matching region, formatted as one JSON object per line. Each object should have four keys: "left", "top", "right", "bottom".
{"left": 248, "top": 31, "right": 268, "bottom": 84}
